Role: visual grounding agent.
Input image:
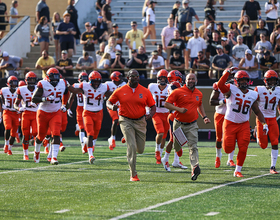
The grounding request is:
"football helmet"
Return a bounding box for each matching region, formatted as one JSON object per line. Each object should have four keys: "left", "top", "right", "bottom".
{"left": 78, "top": 72, "right": 88, "bottom": 83}
{"left": 234, "top": 70, "right": 250, "bottom": 89}
{"left": 25, "top": 71, "right": 37, "bottom": 87}
{"left": 89, "top": 71, "right": 102, "bottom": 89}
{"left": 110, "top": 71, "right": 122, "bottom": 82}
{"left": 169, "top": 81, "right": 181, "bottom": 91}
{"left": 19, "top": 80, "right": 26, "bottom": 87}
{"left": 157, "top": 69, "right": 168, "bottom": 85}
{"left": 7, "top": 76, "right": 18, "bottom": 90}
{"left": 264, "top": 70, "right": 278, "bottom": 89}
{"left": 167, "top": 70, "right": 183, "bottom": 84}
{"left": 46, "top": 68, "right": 60, "bottom": 87}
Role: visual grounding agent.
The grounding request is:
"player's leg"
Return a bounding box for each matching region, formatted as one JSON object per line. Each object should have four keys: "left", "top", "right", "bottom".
{"left": 256, "top": 118, "right": 269, "bottom": 149}
{"left": 152, "top": 113, "right": 165, "bottom": 164}
{"left": 267, "top": 118, "right": 279, "bottom": 174}
{"left": 83, "top": 110, "right": 95, "bottom": 164}
{"left": 214, "top": 112, "right": 224, "bottom": 168}
{"left": 108, "top": 109, "right": 119, "bottom": 150}
{"left": 3, "top": 111, "right": 12, "bottom": 153}
{"left": 21, "top": 112, "right": 32, "bottom": 160}
{"left": 59, "top": 111, "right": 68, "bottom": 152}
{"left": 49, "top": 111, "right": 62, "bottom": 165}
{"left": 76, "top": 106, "right": 86, "bottom": 151}
{"left": 8, "top": 112, "right": 19, "bottom": 155}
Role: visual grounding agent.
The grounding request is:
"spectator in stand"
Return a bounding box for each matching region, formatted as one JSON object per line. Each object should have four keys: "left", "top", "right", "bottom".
{"left": 241, "top": 0, "right": 261, "bottom": 29}
{"left": 34, "top": 16, "right": 52, "bottom": 54}
{"left": 254, "top": 19, "right": 269, "bottom": 46}
{"left": 228, "top": 22, "right": 241, "bottom": 38}
{"left": 170, "top": 1, "right": 181, "bottom": 19}
{"left": 175, "top": 0, "right": 199, "bottom": 34}
{"left": 157, "top": 44, "right": 167, "bottom": 64}
{"left": 181, "top": 22, "right": 193, "bottom": 49}
{"left": 265, "top": 0, "right": 279, "bottom": 35}
{"left": 98, "top": 52, "right": 111, "bottom": 78}
{"left": 227, "top": 30, "right": 237, "bottom": 48}
{"left": 96, "top": 42, "right": 106, "bottom": 65}
{"left": 55, "top": 50, "right": 73, "bottom": 77}
{"left": 273, "top": 39, "right": 280, "bottom": 68}
{"left": 145, "top": 1, "right": 157, "bottom": 45}
{"left": 212, "top": 45, "right": 233, "bottom": 78}
{"left": 218, "top": 0, "right": 225, "bottom": 11}
{"left": 142, "top": 0, "right": 150, "bottom": 36}
{"left": 76, "top": 51, "right": 94, "bottom": 74}
{"left": 36, "top": 0, "right": 50, "bottom": 23}
{"left": 254, "top": 33, "right": 273, "bottom": 66}
{"left": 232, "top": 35, "right": 249, "bottom": 67}
{"left": 148, "top": 50, "right": 165, "bottom": 79}
{"left": 52, "top": 12, "right": 62, "bottom": 61}
{"left": 239, "top": 15, "right": 254, "bottom": 49}
{"left": 187, "top": 28, "right": 207, "bottom": 68}
{"left": 167, "top": 30, "right": 186, "bottom": 67}
{"left": 126, "top": 47, "right": 148, "bottom": 78}
{"left": 0, "top": 0, "right": 8, "bottom": 39}
{"left": 125, "top": 21, "right": 146, "bottom": 55}
{"left": 238, "top": 49, "right": 259, "bottom": 78}
{"left": 102, "top": 0, "right": 114, "bottom": 35}
{"left": 0, "top": 51, "right": 23, "bottom": 77}
{"left": 204, "top": 0, "right": 216, "bottom": 22}
{"left": 95, "top": 0, "right": 106, "bottom": 15}
{"left": 207, "top": 30, "right": 221, "bottom": 63}
{"left": 221, "top": 37, "right": 231, "bottom": 56}
{"left": 270, "top": 24, "right": 280, "bottom": 47}
{"left": 56, "top": 13, "right": 76, "bottom": 58}
{"left": 35, "top": 50, "right": 55, "bottom": 78}
{"left": 80, "top": 22, "right": 98, "bottom": 68}
{"left": 109, "top": 23, "right": 123, "bottom": 47}
{"left": 192, "top": 51, "right": 211, "bottom": 79}
{"left": 199, "top": 18, "right": 210, "bottom": 38}
{"left": 260, "top": 50, "right": 277, "bottom": 75}
{"left": 9, "top": 0, "right": 19, "bottom": 30}
{"left": 92, "top": 15, "right": 109, "bottom": 43}
{"left": 169, "top": 50, "right": 185, "bottom": 70}
{"left": 217, "top": 22, "right": 227, "bottom": 38}
{"left": 105, "top": 36, "right": 121, "bottom": 63}
{"left": 66, "top": 0, "right": 81, "bottom": 44}
{"left": 111, "top": 51, "right": 125, "bottom": 75}
{"left": 161, "top": 17, "right": 178, "bottom": 69}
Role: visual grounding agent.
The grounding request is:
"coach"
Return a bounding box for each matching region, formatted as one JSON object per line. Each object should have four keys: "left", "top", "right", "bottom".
{"left": 107, "top": 69, "right": 156, "bottom": 182}
{"left": 164, "top": 73, "right": 210, "bottom": 181}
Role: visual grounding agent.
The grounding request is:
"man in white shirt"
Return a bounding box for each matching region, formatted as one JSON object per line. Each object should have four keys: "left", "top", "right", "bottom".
{"left": 148, "top": 50, "right": 165, "bottom": 79}
{"left": 232, "top": 35, "right": 249, "bottom": 67}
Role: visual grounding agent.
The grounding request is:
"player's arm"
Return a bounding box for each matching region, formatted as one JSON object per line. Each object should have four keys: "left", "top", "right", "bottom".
{"left": 251, "top": 101, "right": 266, "bottom": 124}
{"left": 14, "top": 94, "right": 23, "bottom": 111}
{"left": 197, "top": 103, "right": 211, "bottom": 124}
{"left": 209, "top": 90, "right": 225, "bottom": 106}
{"left": 146, "top": 105, "right": 156, "bottom": 121}
{"left": 106, "top": 100, "right": 118, "bottom": 111}
{"left": 104, "top": 90, "right": 113, "bottom": 99}
{"left": 68, "top": 92, "right": 75, "bottom": 110}
{"left": 67, "top": 84, "right": 83, "bottom": 94}
{"left": 32, "top": 87, "right": 44, "bottom": 103}
{"left": 164, "top": 102, "right": 187, "bottom": 114}
{"left": 217, "top": 68, "right": 237, "bottom": 96}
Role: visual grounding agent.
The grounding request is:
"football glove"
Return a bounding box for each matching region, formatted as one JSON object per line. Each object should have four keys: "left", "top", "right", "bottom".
{"left": 18, "top": 107, "right": 26, "bottom": 112}
{"left": 42, "top": 95, "right": 55, "bottom": 102}
{"left": 30, "top": 102, "right": 38, "bottom": 108}
{"left": 61, "top": 105, "right": 67, "bottom": 112}
{"left": 67, "top": 109, "right": 73, "bottom": 117}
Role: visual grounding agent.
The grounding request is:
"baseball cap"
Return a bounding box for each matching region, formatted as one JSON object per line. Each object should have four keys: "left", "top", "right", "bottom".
{"left": 182, "top": 0, "right": 189, "bottom": 4}
{"left": 245, "top": 49, "right": 252, "bottom": 54}
{"left": 115, "top": 51, "right": 121, "bottom": 55}
{"left": 217, "top": 22, "right": 223, "bottom": 25}
{"left": 61, "top": 50, "right": 68, "bottom": 54}
{"left": 221, "top": 37, "right": 227, "bottom": 41}
{"left": 131, "top": 49, "right": 137, "bottom": 53}
{"left": 175, "top": 1, "right": 181, "bottom": 4}
{"left": 237, "top": 35, "right": 243, "bottom": 39}
{"left": 2, "top": 51, "right": 9, "bottom": 57}
{"left": 152, "top": 50, "right": 158, "bottom": 55}
{"left": 216, "top": 45, "right": 223, "bottom": 49}
{"left": 264, "top": 51, "right": 270, "bottom": 55}
{"left": 150, "top": 1, "right": 157, "bottom": 4}
{"left": 112, "top": 23, "right": 118, "bottom": 27}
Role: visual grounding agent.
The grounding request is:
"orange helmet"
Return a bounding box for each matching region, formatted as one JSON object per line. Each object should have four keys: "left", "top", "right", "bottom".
{"left": 25, "top": 71, "right": 37, "bottom": 87}
{"left": 234, "top": 70, "right": 249, "bottom": 89}
{"left": 110, "top": 71, "right": 122, "bottom": 82}
{"left": 7, "top": 76, "right": 18, "bottom": 89}
{"left": 89, "top": 71, "right": 102, "bottom": 89}
{"left": 19, "top": 80, "right": 26, "bottom": 87}
{"left": 78, "top": 72, "right": 88, "bottom": 82}
{"left": 167, "top": 70, "right": 183, "bottom": 84}
{"left": 46, "top": 68, "right": 60, "bottom": 87}
{"left": 169, "top": 81, "right": 181, "bottom": 91}
{"left": 264, "top": 70, "right": 278, "bottom": 89}
{"left": 157, "top": 69, "right": 168, "bottom": 85}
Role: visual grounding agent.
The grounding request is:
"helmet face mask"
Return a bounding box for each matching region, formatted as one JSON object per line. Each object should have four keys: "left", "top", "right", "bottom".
{"left": 264, "top": 70, "right": 278, "bottom": 90}
{"left": 157, "top": 76, "right": 168, "bottom": 86}
{"left": 167, "top": 70, "right": 183, "bottom": 84}
{"left": 111, "top": 71, "right": 122, "bottom": 82}
{"left": 46, "top": 68, "right": 60, "bottom": 87}
{"left": 7, "top": 76, "right": 18, "bottom": 91}
{"left": 25, "top": 71, "right": 37, "bottom": 88}
{"left": 90, "top": 79, "right": 101, "bottom": 89}
{"left": 78, "top": 72, "right": 88, "bottom": 83}
{"left": 89, "top": 71, "right": 102, "bottom": 89}
{"left": 234, "top": 71, "right": 250, "bottom": 90}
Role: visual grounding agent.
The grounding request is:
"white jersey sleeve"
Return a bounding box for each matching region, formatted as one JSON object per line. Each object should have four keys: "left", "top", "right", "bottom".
{"left": 73, "top": 83, "right": 84, "bottom": 107}
{"left": 0, "top": 87, "right": 17, "bottom": 111}
{"left": 225, "top": 84, "right": 258, "bottom": 123}
{"left": 17, "top": 85, "right": 38, "bottom": 112}
{"left": 148, "top": 83, "right": 169, "bottom": 113}
{"left": 256, "top": 86, "right": 280, "bottom": 118}
{"left": 213, "top": 82, "right": 227, "bottom": 115}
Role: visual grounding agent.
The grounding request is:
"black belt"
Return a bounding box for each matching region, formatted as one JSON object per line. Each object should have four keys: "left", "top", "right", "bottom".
{"left": 121, "top": 115, "right": 145, "bottom": 120}
{"left": 175, "top": 118, "right": 197, "bottom": 125}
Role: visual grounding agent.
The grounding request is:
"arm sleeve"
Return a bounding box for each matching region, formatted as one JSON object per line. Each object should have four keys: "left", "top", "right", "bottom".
{"left": 217, "top": 70, "right": 230, "bottom": 93}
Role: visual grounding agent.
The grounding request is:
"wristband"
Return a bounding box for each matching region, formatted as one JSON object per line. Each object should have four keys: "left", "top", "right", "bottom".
{"left": 219, "top": 99, "right": 225, "bottom": 105}
{"left": 203, "top": 116, "right": 207, "bottom": 119}
{"left": 42, "top": 97, "right": 46, "bottom": 102}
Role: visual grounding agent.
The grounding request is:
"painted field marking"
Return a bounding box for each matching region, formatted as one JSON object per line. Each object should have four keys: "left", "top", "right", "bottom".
{"left": 110, "top": 173, "right": 271, "bottom": 220}
{"left": 54, "top": 209, "right": 70, "bottom": 213}
{"left": 205, "top": 212, "right": 220, "bottom": 216}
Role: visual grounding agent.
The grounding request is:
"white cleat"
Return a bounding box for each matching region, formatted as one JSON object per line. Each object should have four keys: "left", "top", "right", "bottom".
{"left": 161, "top": 158, "right": 171, "bottom": 172}
{"left": 51, "top": 157, "right": 58, "bottom": 165}
{"left": 172, "top": 162, "right": 188, "bottom": 169}
{"left": 34, "top": 151, "right": 40, "bottom": 163}
{"left": 89, "top": 156, "right": 95, "bottom": 164}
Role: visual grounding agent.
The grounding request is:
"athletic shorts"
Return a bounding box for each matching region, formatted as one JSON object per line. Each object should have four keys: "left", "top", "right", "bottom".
{"left": 152, "top": 112, "right": 169, "bottom": 139}
{"left": 83, "top": 109, "right": 103, "bottom": 139}
{"left": 3, "top": 110, "right": 19, "bottom": 137}
{"left": 60, "top": 41, "right": 74, "bottom": 50}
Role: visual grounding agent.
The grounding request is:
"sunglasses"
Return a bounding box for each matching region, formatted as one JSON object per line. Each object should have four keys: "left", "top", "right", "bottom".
{"left": 85, "top": 25, "right": 90, "bottom": 27}
{"left": 131, "top": 25, "right": 136, "bottom": 27}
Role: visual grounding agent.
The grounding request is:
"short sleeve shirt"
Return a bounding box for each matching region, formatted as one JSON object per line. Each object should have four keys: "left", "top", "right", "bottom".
{"left": 212, "top": 53, "right": 231, "bottom": 69}
{"left": 242, "top": 1, "right": 261, "bottom": 20}
{"left": 168, "top": 38, "right": 186, "bottom": 56}
{"left": 81, "top": 31, "right": 98, "bottom": 51}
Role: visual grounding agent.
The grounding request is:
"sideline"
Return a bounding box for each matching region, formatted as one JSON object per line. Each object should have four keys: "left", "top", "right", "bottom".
{"left": 110, "top": 173, "right": 271, "bottom": 220}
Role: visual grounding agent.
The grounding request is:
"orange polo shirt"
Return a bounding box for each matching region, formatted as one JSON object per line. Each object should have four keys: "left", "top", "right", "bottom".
{"left": 108, "top": 83, "right": 155, "bottom": 119}
{"left": 165, "top": 85, "right": 203, "bottom": 123}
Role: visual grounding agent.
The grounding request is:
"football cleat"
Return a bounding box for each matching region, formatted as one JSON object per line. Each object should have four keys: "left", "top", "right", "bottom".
{"left": 155, "top": 151, "right": 161, "bottom": 164}
{"left": 7, "top": 150, "right": 13, "bottom": 155}
{"left": 270, "top": 166, "right": 279, "bottom": 174}
{"left": 4, "top": 145, "right": 8, "bottom": 153}
{"left": 172, "top": 162, "right": 188, "bottom": 169}
{"left": 161, "top": 158, "right": 171, "bottom": 172}
{"left": 130, "top": 174, "right": 140, "bottom": 181}
{"left": 59, "top": 142, "right": 65, "bottom": 152}
{"left": 121, "top": 137, "right": 126, "bottom": 143}
{"left": 191, "top": 165, "right": 201, "bottom": 181}
{"left": 227, "top": 160, "right": 236, "bottom": 167}
{"left": 89, "top": 156, "right": 95, "bottom": 164}
{"left": 234, "top": 171, "right": 244, "bottom": 177}
{"left": 34, "top": 151, "right": 40, "bottom": 163}
{"left": 51, "top": 157, "right": 58, "bottom": 165}
{"left": 47, "top": 157, "right": 51, "bottom": 162}
{"left": 23, "top": 155, "right": 29, "bottom": 160}
{"left": 108, "top": 137, "right": 115, "bottom": 150}
{"left": 75, "top": 124, "right": 80, "bottom": 136}
{"left": 215, "top": 157, "right": 221, "bottom": 168}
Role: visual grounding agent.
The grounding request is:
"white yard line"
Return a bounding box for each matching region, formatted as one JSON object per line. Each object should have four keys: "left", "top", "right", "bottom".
{"left": 110, "top": 173, "right": 271, "bottom": 220}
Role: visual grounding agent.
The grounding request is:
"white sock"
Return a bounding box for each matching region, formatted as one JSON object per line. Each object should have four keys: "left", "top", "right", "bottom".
{"left": 52, "top": 144, "right": 59, "bottom": 159}
{"left": 35, "top": 142, "right": 41, "bottom": 152}
{"left": 88, "top": 147, "right": 93, "bottom": 157}
{"left": 113, "top": 135, "right": 116, "bottom": 140}
{"left": 235, "top": 165, "right": 242, "bottom": 173}
{"left": 8, "top": 144, "right": 12, "bottom": 150}
{"left": 60, "top": 137, "right": 62, "bottom": 142}
{"left": 228, "top": 150, "right": 235, "bottom": 161}
{"left": 164, "top": 151, "right": 170, "bottom": 161}
{"left": 5, "top": 139, "right": 9, "bottom": 146}
{"left": 79, "top": 131, "right": 85, "bottom": 144}
{"left": 271, "top": 149, "right": 278, "bottom": 167}
{"left": 92, "top": 139, "right": 97, "bottom": 146}
{"left": 24, "top": 149, "right": 28, "bottom": 155}
{"left": 47, "top": 143, "right": 52, "bottom": 158}
{"left": 156, "top": 143, "right": 161, "bottom": 151}
{"left": 160, "top": 148, "right": 164, "bottom": 157}
{"left": 216, "top": 148, "right": 222, "bottom": 158}
{"left": 173, "top": 151, "right": 179, "bottom": 164}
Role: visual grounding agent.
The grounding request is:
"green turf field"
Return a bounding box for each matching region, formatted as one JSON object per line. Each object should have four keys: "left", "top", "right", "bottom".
{"left": 1, "top": 138, "right": 279, "bottom": 219}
